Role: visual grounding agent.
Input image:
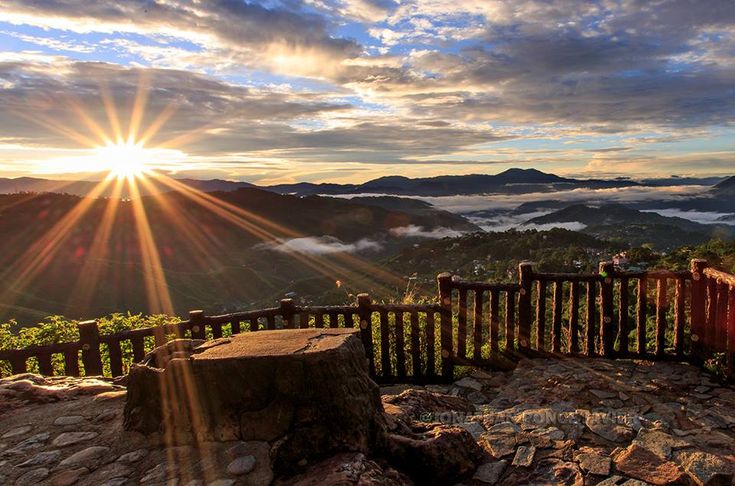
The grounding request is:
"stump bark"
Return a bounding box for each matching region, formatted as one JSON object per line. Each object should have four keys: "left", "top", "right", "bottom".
{"left": 123, "top": 329, "right": 387, "bottom": 473}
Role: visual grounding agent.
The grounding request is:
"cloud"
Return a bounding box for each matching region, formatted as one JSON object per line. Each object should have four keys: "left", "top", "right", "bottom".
{"left": 641, "top": 209, "right": 735, "bottom": 225}
{"left": 1, "top": 0, "right": 734, "bottom": 179}
{"left": 522, "top": 222, "right": 588, "bottom": 232}
{"left": 389, "top": 224, "right": 464, "bottom": 238}
{"left": 0, "top": 0, "right": 359, "bottom": 77}
{"left": 256, "top": 236, "right": 382, "bottom": 254}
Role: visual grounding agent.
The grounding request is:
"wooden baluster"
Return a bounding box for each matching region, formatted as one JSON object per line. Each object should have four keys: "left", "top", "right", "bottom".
{"left": 569, "top": 281, "right": 580, "bottom": 354}
{"left": 505, "top": 291, "right": 516, "bottom": 351}
{"left": 78, "top": 320, "right": 103, "bottom": 376}
{"left": 357, "top": 294, "right": 375, "bottom": 377}
{"left": 458, "top": 288, "right": 468, "bottom": 359}
{"left": 637, "top": 278, "right": 648, "bottom": 356}
{"left": 585, "top": 280, "right": 597, "bottom": 356}
{"left": 281, "top": 299, "right": 296, "bottom": 329}
{"left": 705, "top": 278, "right": 718, "bottom": 351}
{"left": 63, "top": 349, "right": 79, "bottom": 376}
{"left": 131, "top": 336, "right": 146, "bottom": 363}
{"left": 210, "top": 322, "right": 223, "bottom": 339}
{"left": 315, "top": 312, "right": 325, "bottom": 328}
{"left": 37, "top": 352, "right": 53, "bottom": 376}
{"left": 473, "top": 290, "right": 484, "bottom": 361}
{"left": 395, "top": 313, "right": 406, "bottom": 381}
{"left": 599, "top": 262, "right": 615, "bottom": 358}
{"left": 727, "top": 286, "right": 735, "bottom": 379}
{"left": 153, "top": 326, "right": 167, "bottom": 347}
{"left": 266, "top": 314, "right": 276, "bottom": 330}
{"left": 673, "top": 278, "right": 686, "bottom": 357}
{"left": 108, "top": 338, "right": 124, "bottom": 377}
{"left": 380, "top": 310, "right": 392, "bottom": 380}
{"left": 410, "top": 311, "right": 421, "bottom": 380}
{"left": 426, "top": 311, "right": 436, "bottom": 378}
{"left": 189, "top": 310, "right": 206, "bottom": 340}
{"left": 689, "top": 260, "right": 708, "bottom": 362}
{"left": 10, "top": 353, "right": 27, "bottom": 374}
{"left": 231, "top": 319, "right": 241, "bottom": 335}
{"left": 536, "top": 281, "right": 547, "bottom": 351}
{"left": 518, "top": 262, "right": 533, "bottom": 350}
{"left": 655, "top": 279, "right": 668, "bottom": 357}
{"left": 298, "top": 312, "right": 310, "bottom": 329}
{"left": 330, "top": 311, "right": 340, "bottom": 329}
{"left": 490, "top": 290, "right": 500, "bottom": 353}
{"left": 716, "top": 281, "right": 729, "bottom": 353}
{"left": 618, "top": 277, "right": 630, "bottom": 356}
{"left": 438, "top": 273, "right": 453, "bottom": 381}
{"left": 551, "top": 282, "right": 563, "bottom": 353}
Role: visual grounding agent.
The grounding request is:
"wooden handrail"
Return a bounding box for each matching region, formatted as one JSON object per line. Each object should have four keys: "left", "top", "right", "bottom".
{"left": 2, "top": 259, "right": 734, "bottom": 383}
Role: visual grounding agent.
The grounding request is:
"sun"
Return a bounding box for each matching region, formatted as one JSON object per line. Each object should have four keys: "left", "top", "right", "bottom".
{"left": 95, "top": 141, "right": 150, "bottom": 179}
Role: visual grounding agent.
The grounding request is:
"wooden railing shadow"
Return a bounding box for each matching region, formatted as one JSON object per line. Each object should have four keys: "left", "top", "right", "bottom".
{"left": 2, "top": 259, "right": 734, "bottom": 383}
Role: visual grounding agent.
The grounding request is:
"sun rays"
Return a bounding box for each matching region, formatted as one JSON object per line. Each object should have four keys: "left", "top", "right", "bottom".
{"left": 0, "top": 72, "right": 409, "bottom": 326}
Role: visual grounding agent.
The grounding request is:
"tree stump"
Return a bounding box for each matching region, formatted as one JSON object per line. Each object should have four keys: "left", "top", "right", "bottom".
{"left": 123, "top": 329, "right": 387, "bottom": 473}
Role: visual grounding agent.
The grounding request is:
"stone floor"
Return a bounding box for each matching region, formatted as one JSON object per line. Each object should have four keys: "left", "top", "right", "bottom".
{"left": 1, "top": 358, "right": 734, "bottom": 485}
{"left": 397, "top": 357, "right": 735, "bottom": 486}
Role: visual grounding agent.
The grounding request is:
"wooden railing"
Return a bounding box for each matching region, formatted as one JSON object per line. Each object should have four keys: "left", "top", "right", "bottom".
{"left": 2, "top": 259, "right": 734, "bottom": 383}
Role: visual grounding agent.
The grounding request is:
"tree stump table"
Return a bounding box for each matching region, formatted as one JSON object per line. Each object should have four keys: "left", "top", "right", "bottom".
{"left": 123, "top": 329, "right": 386, "bottom": 472}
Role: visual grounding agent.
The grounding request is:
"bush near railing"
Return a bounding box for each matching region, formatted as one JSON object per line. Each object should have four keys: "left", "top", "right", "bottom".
{"left": 2, "top": 259, "right": 734, "bottom": 383}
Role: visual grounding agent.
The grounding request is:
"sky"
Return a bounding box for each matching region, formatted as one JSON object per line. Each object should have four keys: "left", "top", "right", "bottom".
{"left": 0, "top": 0, "right": 734, "bottom": 184}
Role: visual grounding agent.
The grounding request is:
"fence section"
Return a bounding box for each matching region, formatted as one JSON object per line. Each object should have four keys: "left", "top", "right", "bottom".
{"left": 2, "top": 259, "right": 735, "bottom": 382}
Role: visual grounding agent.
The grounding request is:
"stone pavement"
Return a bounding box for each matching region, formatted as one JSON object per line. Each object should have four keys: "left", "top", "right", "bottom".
{"left": 1, "top": 358, "right": 734, "bottom": 485}
{"left": 405, "top": 357, "right": 735, "bottom": 485}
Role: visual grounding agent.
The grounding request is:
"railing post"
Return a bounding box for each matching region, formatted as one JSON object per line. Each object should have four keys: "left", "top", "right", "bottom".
{"left": 189, "top": 310, "right": 206, "bottom": 340}
{"left": 357, "top": 293, "right": 375, "bottom": 376}
{"left": 280, "top": 299, "right": 296, "bottom": 329}
{"left": 437, "top": 273, "right": 454, "bottom": 381}
{"left": 690, "top": 259, "right": 707, "bottom": 363}
{"left": 599, "top": 261, "right": 615, "bottom": 358}
{"left": 78, "top": 320, "right": 103, "bottom": 376}
{"left": 518, "top": 262, "right": 534, "bottom": 351}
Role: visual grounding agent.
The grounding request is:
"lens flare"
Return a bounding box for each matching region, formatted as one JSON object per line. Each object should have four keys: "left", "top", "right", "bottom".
{"left": 95, "top": 141, "right": 150, "bottom": 179}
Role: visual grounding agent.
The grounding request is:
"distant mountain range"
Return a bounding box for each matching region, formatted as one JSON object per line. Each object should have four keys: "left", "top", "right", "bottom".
{"left": 526, "top": 203, "right": 734, "bottom": 249}
{"left": 0, "top": 176, "right": 256, "bottom": 198}
{"left": 3, "top": 168, "right": 729, "bottom": 199}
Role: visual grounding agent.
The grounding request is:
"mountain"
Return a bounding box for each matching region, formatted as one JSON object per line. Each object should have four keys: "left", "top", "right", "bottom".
{"left": 0, "top": 176, "right": 255, "bottom": 198}
{"left": 0, "top": 188, "right": 477, "bottom": 325}
{"left": 267, "top": 168, "right": 640, "bottom": 197}
{"left": 526, "top": 203, "right": 734, "bottom": 249}
{"left": 714, "top": 176, "right": 735, "bottom": 196}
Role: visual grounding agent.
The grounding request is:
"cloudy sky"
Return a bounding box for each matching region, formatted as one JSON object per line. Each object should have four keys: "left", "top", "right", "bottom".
{"left": 0, "top": 0, "right": 733, "bottom": 184}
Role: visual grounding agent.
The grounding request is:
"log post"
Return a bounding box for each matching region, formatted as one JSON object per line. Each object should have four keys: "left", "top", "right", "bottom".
{"left": 280, "top": 298, "right": 296, "bottom": 329}
{"left": 78, "top": 320, "right": 103, "bottom": 376}
{"left": 535, "top": 281, "right": 547, "bottom": 351}
{"left": 189, "top": 310, "right": 206, "bottom": 340}
{"left": 618, "top": 277, "right": 630, "bottom": 356}
{"left": 655, "top": 279, "right": 668, "bottom": 357}
{"left": 437, "top": 272, "right": 454, "bottom": 381}
{"left": 599, "top": 261, "right": 615, "bottom": 358}
{"left": 690, "top": 259, "right": 707, "bottom": 363}
{"left": 551, "top": 281, "right": 563, "bottom": 353}
{"left": 357, "top": 293, "right": 375, "bottom": 376}
{"left": 568, "top": 281, "right": 580, "bottom": 354}
{"left": 518, "top": 262, "right": 534, "bottom": 351}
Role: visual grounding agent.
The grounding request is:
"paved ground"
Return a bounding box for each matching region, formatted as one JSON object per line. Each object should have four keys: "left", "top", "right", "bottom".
{"left": 1, "top": 358, "right": 734, "bottom": 485}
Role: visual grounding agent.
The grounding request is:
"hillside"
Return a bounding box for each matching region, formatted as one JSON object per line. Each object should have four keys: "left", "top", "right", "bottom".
{"left": 0, "top": 189, "right": 477, "bottom": 325}
{"left": 386, "top": 228, "right": 618, "bottom": 296}
{"left": 715, "top": 176, "right": 735, "bottom": 196}
{"left": 526, "top": 204, "right": 734, "bottom": 249}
